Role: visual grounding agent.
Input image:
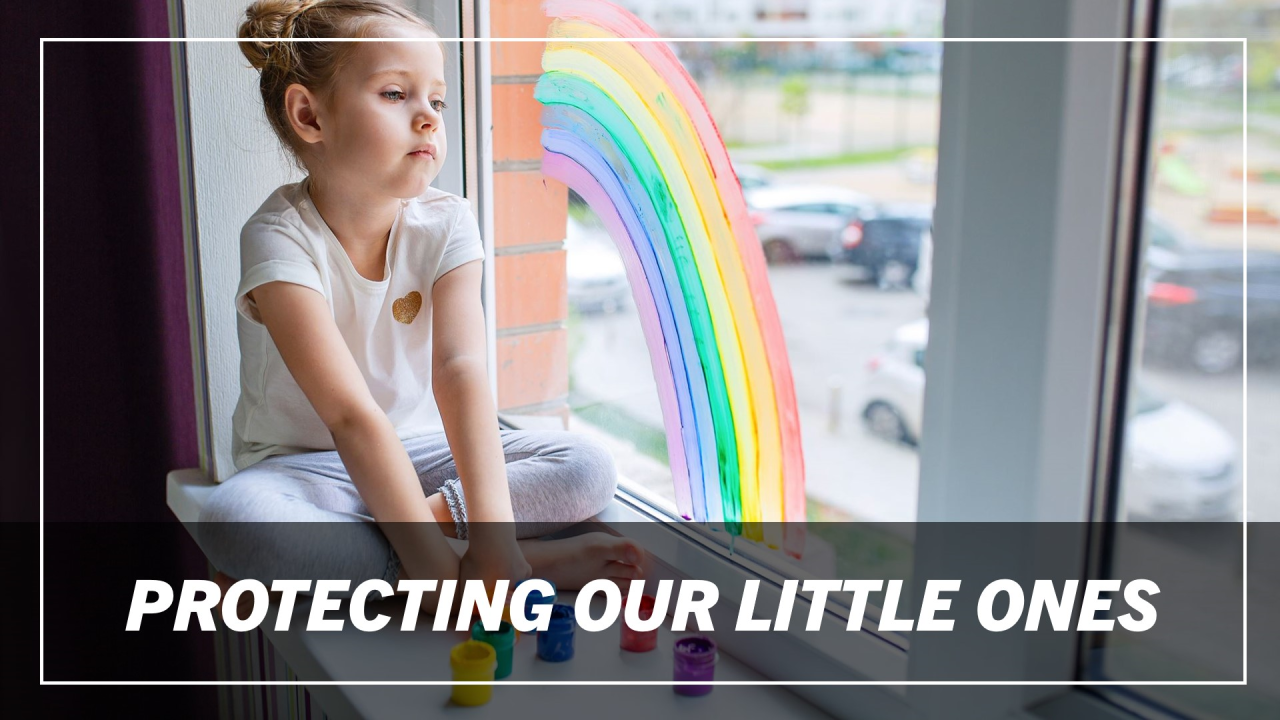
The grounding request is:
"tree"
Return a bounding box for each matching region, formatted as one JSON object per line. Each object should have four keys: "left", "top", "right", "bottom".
{"left": 779, "top": 75, "right": 811, "bottom": 143}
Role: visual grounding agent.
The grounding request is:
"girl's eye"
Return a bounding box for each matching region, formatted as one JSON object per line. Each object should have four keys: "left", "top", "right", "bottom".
{"left": 381, "top": 91, "right": 447, "bottom": 113}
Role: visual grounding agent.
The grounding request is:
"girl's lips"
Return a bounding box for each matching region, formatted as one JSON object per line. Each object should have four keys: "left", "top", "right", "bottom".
{"left": 410, "top": 150, "right": 434, "bottom": 160}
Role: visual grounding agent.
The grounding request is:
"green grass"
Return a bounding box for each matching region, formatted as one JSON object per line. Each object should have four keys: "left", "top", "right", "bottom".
{"left": 754, "top": 146, "right": 924, "bottom": 171}
{"left": 1245, "top": 92, "right": 1280, "bottom": 115}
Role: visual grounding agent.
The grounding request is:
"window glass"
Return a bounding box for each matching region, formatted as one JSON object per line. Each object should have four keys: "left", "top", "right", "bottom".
{"left": 1090, "top": 1, "right": 1277, "bottom": 712}
{"left": 784, "top": 203, "right": 841, "bottom": 214}
{"left": 563, "top": 3, "right": 944, "bottom": 614}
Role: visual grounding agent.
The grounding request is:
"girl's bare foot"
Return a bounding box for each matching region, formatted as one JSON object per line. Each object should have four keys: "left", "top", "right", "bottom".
{"left": 516, "top": 532, "right": 650, "bottom": 591}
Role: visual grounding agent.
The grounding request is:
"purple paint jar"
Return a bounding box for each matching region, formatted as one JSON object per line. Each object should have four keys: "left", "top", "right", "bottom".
{"left": 672, "top": 635, "right": 717, "bottom": 696}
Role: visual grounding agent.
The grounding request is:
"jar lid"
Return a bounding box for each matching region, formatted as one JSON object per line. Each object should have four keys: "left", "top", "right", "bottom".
{"left": 546, "top": 603, "right": 576, "bottom": 628}
{"left": 516, "top": 578, "right": 558, "bottom": 604}
{"left": 674, "top": 635, "right": 718, "bottom": 665}
{"left": 632, "top": 593, "right": 657, "bottom": 619}
{"left": 450, "top": 640, "right": 497, "bottom": 672}
{"left": 471, "top": 620, "right": 515, "bottom": 643}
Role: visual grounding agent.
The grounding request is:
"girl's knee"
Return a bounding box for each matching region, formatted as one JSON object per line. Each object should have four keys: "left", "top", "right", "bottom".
{"left": 563, "top": 435, "right": 618, "bottom": 515}
{"left": 199, "top": 480, "right": 247, "bottom": 525}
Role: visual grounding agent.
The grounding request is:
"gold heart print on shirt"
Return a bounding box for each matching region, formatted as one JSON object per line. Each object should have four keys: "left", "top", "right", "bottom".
{"left": 392, "top": 291, "right": 422, "bottom": 324}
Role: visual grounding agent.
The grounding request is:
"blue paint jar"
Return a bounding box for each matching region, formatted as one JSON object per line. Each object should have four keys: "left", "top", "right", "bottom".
{"left": 516, "top": 578, "right": 557, "bottom": 607}
{"left": 537, "top": 603, "right": 576, "bottom": 662}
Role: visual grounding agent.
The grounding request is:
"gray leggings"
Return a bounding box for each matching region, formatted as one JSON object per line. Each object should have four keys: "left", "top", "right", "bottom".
{"left": 195, "top": 429, "right": 618, "bottom": 585}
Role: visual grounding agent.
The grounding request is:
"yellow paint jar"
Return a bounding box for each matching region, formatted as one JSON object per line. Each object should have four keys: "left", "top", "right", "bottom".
{"left": 449, "top": 640, "right": 497, "bottom": 706}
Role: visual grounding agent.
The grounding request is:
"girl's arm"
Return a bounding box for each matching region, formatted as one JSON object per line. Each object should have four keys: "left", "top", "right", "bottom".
{"left": 430, "top": 260, "right": 530, "bottom": 575}
{"left": 252, "top": 280, "right": 460, "bottom": 585}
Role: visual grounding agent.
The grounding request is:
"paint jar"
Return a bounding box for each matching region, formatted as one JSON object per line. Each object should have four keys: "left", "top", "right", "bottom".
{"left": 509, "top": 579, "right": 556, "bottom": 645}
{"left": 536, "top": 603, "right": 576, "bottom": 662}
{"left": 471, "top": 620, "right": 516, "bottom": 679}
{"left": 620, "top": 593, "right": 659, "bottom": 653}
{"left": 500, "top": 605, "right": 521, "bottom": 645}
{"left": 672, "top": 635, "right": 717, "bottom": 696}
{"left": 517, "top": 578, "right": 557, "bottom": 607}
{"left": 449, "top": 640, "right": 497, "bottom": 706}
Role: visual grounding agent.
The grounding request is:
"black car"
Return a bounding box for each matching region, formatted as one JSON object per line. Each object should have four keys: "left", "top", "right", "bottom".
{"left": 1142, "top": 243, "right": 1280, "bottom": 374}
{"left": 833, "top": 203, "right": 933, "bottom": 289}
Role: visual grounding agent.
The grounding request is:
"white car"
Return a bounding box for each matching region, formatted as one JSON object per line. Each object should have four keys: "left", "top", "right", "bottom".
{"left": 860, "top": 319, "right": 929, "bottom": 446}
{"left": 1121, "top": 385, "right": 1238, "bottom": 520}
{"left": 861, "top": 319, "right": 1239, "bottom": 521}
{"left": 745, "top": 185, "right": 877, "bottom": 264}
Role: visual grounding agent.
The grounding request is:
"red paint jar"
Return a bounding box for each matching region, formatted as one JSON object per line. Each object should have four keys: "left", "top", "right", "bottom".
{"left": 620, "top": 593, "right": 659, "bottom": 652}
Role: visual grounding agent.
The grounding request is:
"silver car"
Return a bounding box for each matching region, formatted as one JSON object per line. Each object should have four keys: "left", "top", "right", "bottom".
{"left": 745, "top": 185, "right": 877, "bottom": 264}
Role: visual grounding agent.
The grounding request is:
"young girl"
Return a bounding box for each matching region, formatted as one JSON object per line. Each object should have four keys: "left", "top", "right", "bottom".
{"left": 199, "top": 0, "right": 644, "bottom": 601}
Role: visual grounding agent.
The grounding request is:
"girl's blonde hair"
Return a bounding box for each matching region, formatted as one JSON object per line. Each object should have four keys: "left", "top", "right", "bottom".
{"left": 237, "top": 0, "right": 437, "bottom": 173}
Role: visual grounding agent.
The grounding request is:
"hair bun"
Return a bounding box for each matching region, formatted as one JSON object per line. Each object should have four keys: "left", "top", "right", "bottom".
{"left": 237, "top": 0, "right": 320, "bottom": 71}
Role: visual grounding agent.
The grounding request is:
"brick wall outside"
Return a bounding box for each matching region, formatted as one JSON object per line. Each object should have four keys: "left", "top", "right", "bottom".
{"left": 489, "top": 0, "right": 571, "bottom": 426}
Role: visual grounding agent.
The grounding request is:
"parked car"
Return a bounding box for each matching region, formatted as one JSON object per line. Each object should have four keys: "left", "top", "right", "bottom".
{"left": 833, "top": 202, "right": 933, "bottom": 289}
{"left": 1142, "top": 214, "right": 1280, "bottom": 373}
{"left": 860, "top": 319, "right": 1239, "bottom": 520}
{"left": 1121, "top": 383, "right": 1238, "bottom": 520}
{"left": 861, "top": 318, "right": 929, "bottom": 446}
{"left": 566, "top": 215, "right": 630, "bottom": 314}
{"left": 732, "top": 161, "right": 773, "bottom": 192}
{"left": 745, "top": 185, "right": 877, "bottom": 264}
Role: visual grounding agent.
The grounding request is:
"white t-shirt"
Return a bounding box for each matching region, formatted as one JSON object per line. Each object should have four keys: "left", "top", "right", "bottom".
{"left": 229, "top": 177, "right": 485, "bottom": 474}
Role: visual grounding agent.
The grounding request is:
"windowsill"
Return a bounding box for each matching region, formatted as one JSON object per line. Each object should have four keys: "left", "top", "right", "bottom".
{"left": 166, "top": 469, "right": 836, "bottom": 718}
{"left": 254, "top": 587, "right": 833, "bottom": 719}
{"left": 168, "top": 465, "right": 910, "bottom": 697}
{"left": 594, "top": 487, "right": 909, "bottom": 692}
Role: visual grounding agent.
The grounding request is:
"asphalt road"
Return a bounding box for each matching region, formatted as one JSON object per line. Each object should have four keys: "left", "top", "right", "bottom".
{"left": 569, "top": 262, "right": 1277, "bottom": 523}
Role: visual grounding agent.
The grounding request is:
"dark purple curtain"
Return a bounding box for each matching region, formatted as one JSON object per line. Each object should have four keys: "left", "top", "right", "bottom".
{"left": 5, "top": 0, "right": 215, "bottom": 712}
{"left": 38, "top": 1, "right": 199, "bottom": 524}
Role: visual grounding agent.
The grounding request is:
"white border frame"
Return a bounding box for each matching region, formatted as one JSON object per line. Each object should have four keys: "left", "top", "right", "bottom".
{"left": 37, "top": 12, "right": 1249, "bottom": 711}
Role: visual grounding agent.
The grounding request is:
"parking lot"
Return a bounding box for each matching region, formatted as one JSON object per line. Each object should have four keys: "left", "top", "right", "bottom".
{"left": 569, "top": 259, "right": 1275, "bottom": 523}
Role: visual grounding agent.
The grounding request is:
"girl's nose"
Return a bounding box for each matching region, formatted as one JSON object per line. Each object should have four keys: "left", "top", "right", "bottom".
{"left": 418, "top": 104, "right": 442, "bottom": 129}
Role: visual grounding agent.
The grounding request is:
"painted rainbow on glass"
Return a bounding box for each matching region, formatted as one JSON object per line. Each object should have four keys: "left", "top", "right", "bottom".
{"left": 535, "top": 0, "right": 806, "bottom": 555}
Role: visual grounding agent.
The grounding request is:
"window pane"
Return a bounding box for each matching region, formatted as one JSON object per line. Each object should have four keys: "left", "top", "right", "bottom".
{"left": 558, "top": 4, "right": 944, "bottom": 616}
{"left": 1091, "top": 1, "right": 1278, "bottom": 713}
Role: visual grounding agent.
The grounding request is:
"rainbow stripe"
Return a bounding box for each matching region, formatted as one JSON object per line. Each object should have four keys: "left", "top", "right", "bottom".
{"left": 537, "top": 0, "right": 805, "bottom": 554}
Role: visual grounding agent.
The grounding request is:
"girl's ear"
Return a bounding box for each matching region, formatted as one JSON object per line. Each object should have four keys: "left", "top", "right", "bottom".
{"left": 284, "top": 83, "right": 325, "bottom": 145}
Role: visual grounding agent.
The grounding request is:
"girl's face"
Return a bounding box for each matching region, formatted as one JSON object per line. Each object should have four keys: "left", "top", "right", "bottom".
{"left": 315, "top": 24, "right": 448, "bottom": 200}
